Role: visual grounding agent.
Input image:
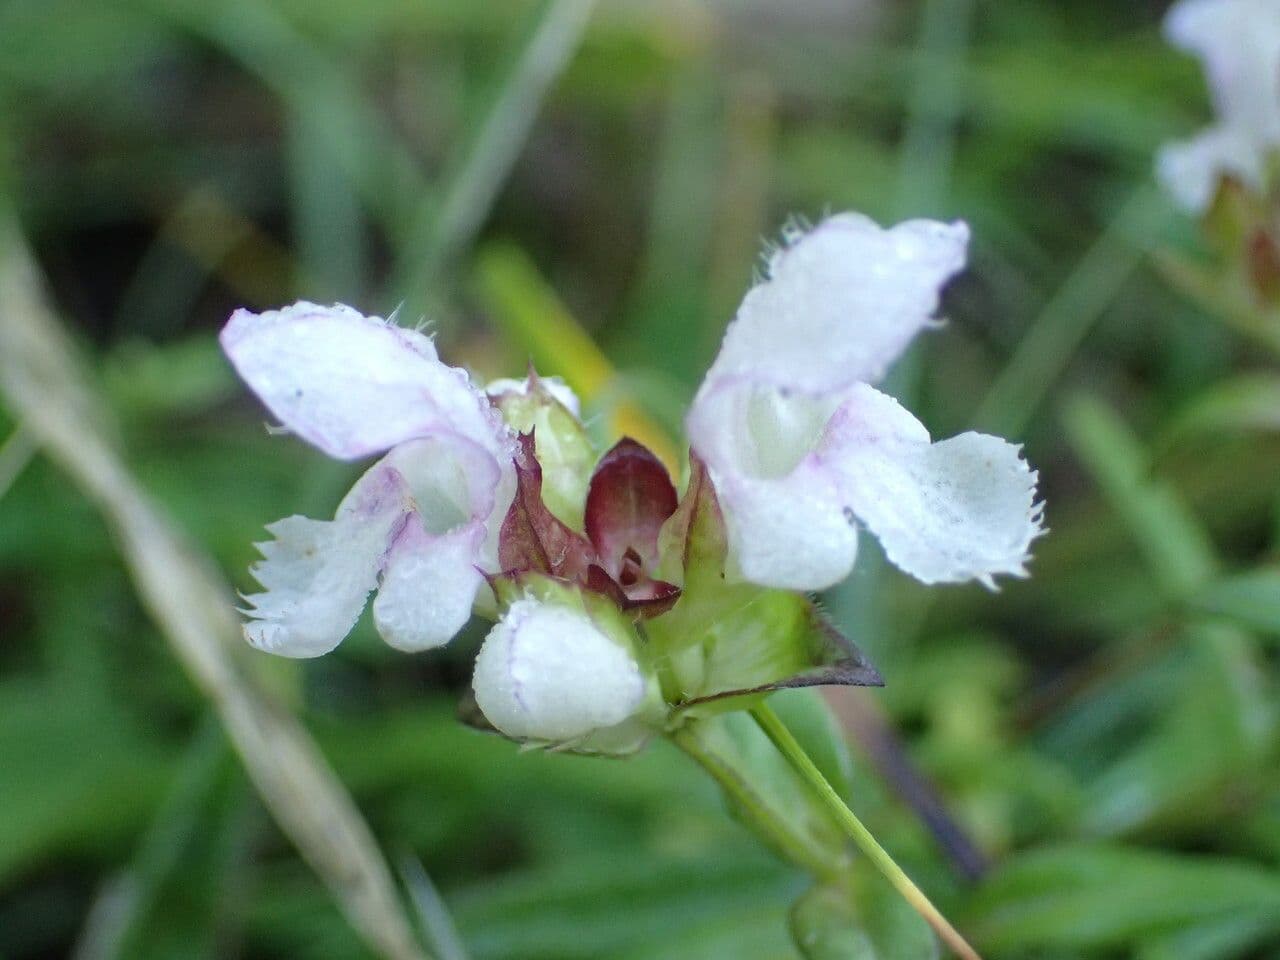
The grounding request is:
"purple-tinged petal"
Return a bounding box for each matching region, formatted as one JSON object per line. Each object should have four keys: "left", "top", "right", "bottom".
{"left": 221, "top": 301, "right": 507, "bottom": 460}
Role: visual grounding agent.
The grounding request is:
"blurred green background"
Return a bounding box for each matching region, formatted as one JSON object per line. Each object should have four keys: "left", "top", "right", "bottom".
{"left": 4, "top": 0, "right": 1280, "bottom": 957}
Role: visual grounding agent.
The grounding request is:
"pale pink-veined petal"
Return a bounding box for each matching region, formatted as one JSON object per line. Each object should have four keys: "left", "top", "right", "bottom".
{"left": 380, "top": 430, "right": 512, "bottom": 573}
{"left": 221, "top": 301, "right": 507, "bottom": 460}
{"left": 699, "top": 213, "right": 969, "bottom": 394}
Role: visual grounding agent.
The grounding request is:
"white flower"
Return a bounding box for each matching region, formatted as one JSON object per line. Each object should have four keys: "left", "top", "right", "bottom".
{"left": 686, "top": 213, "right": 1042, "bottom": 592}
{"left": 1157, "top": 0, "right": 1280, "bottom": 211}
{"left": 221, "top": 301, "right": 515, "bottom": 657}
{"left": 471, "top": 597, "right": 647, "bottom": 741}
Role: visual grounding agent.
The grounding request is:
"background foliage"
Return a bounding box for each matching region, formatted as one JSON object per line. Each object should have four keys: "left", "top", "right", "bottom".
{"left": 2, "top": 0, "right": 1279, "bottom": 957}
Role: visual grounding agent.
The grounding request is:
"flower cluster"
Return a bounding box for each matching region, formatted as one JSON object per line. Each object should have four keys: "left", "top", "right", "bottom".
{"left": 221, "top": 212, "right": 1042, "bottom": 750}
{"left": 1157, "top": 0, "right": 1280, "bottom": 212}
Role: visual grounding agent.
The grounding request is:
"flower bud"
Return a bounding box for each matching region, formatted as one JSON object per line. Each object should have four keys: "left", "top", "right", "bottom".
{"left": 472, "top": 597, "right": 647, "bottom": 742}
{"left": 487, "top": 373, "right": 593, "bottom": 529}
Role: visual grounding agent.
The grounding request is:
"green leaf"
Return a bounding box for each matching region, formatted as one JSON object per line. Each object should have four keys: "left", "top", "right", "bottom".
{"left": 1064, "top": 395, "right": 1217, "bottom": 600}
{"left": 791, "top": 882, "right": 937, "bottom": 960}
{"left": 968, "top": 843, "right": 1280, "bottom": 954}
{"left": 1080, "top": 625, "right": 1274, "bottom": 836}
{"left": 1190, "top": 568, "right": 1280, "bottom": 640}
{"left": 1157, "top": 375, "right": 1280, "bottom": 452}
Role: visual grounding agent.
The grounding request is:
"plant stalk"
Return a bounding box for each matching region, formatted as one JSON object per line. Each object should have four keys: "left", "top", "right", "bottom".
{"left": 669, "top": 723, "right": 847, "bottom": 887}
{"left": 750, "top": 703, "right": 984, "bottom": 960}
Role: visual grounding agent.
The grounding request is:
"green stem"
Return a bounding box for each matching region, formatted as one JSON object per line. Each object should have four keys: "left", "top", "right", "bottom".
{"left": 670, "top": 724, "right": 846, "bottom": 886}
{"left": 750, "top": 703, "right": 984, "bottom": 960}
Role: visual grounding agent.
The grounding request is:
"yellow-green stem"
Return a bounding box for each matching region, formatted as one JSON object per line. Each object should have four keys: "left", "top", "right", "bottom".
{"left": 750, "top": 703, "right": 984, "bottom": 960}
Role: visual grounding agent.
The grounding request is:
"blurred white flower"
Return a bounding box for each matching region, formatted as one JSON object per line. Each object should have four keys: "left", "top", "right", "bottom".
{"left": 1157, "top": 0, "right": 1280, "bottom": 211}
{"left": 686, "top": 214, "right": 1042, "bottom": 592}
{"left": 221, "top": 302, "right": 515, "bottom": 657}
{"left": 472, "top": 597, "right": 647, "bottom": 741}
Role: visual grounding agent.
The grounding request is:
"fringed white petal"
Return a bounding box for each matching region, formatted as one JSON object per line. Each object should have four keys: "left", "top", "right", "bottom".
{"left": 239, "top": 429, "right": 513, "bottom": 657}
{"left": 472, "top": 598, "right": 645, "bottom": 742}
{"left": 221, "top": 301, "right": 508, "bottom": 461}
{"left": 699, "top": 213, "right": 969, "bottom": 393}
{"left": 825, "top": 385, "right": 1043, "bottom": 587}
{"left": 240, "top": 464, "right": 410, "bottom": 658}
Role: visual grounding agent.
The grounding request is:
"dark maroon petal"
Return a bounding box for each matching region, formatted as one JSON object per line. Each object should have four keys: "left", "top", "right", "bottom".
{"left": 584, "top": 564, "right": 682, "bottom": 621}
{"left": 620, "top": 578, "right": 682, "bottom": 619}
{"left": 584, "top": 438, "right": 679, "bottom": 577}
{"left": 499, "top": 432, "right": 597, "bottom": 580}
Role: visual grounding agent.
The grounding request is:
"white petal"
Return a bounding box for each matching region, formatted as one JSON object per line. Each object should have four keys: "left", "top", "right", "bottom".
{"left": 372, "top": 515, "right": 486, "bottom": 652}
{"left": 1165, "top": 0, "right": 1280, "bottom": 138}
{"left": 688, "top": 377, "right": 857, "bottom": 590}
{"left": 221, "top": 301, "right": 507, "bottom": 460}
{"left": 700, "top": 214, "right": 969, "bottom": 394}
{"left": 714, "top": 469, "right": 859, "bottom": 591}
{"left": 381, "top": 431, "right": 513, "bottom": 573}
{"left": 1157, "top": 126, "right": 1268, "bottom": 212}
{"left": 240, "top": 464, "right": 410, "bottom": 657}
{"left": 472, "top": 598, "right": 646, "bottom": 742}
{"left": 369, "top": 432, "right": 509, "bottom": 649}
{"left": 825, "top": 385, "right": 1042, "bottom": 586}
{"left": 383, "top": 433, "right": 503, "bottom": 534}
